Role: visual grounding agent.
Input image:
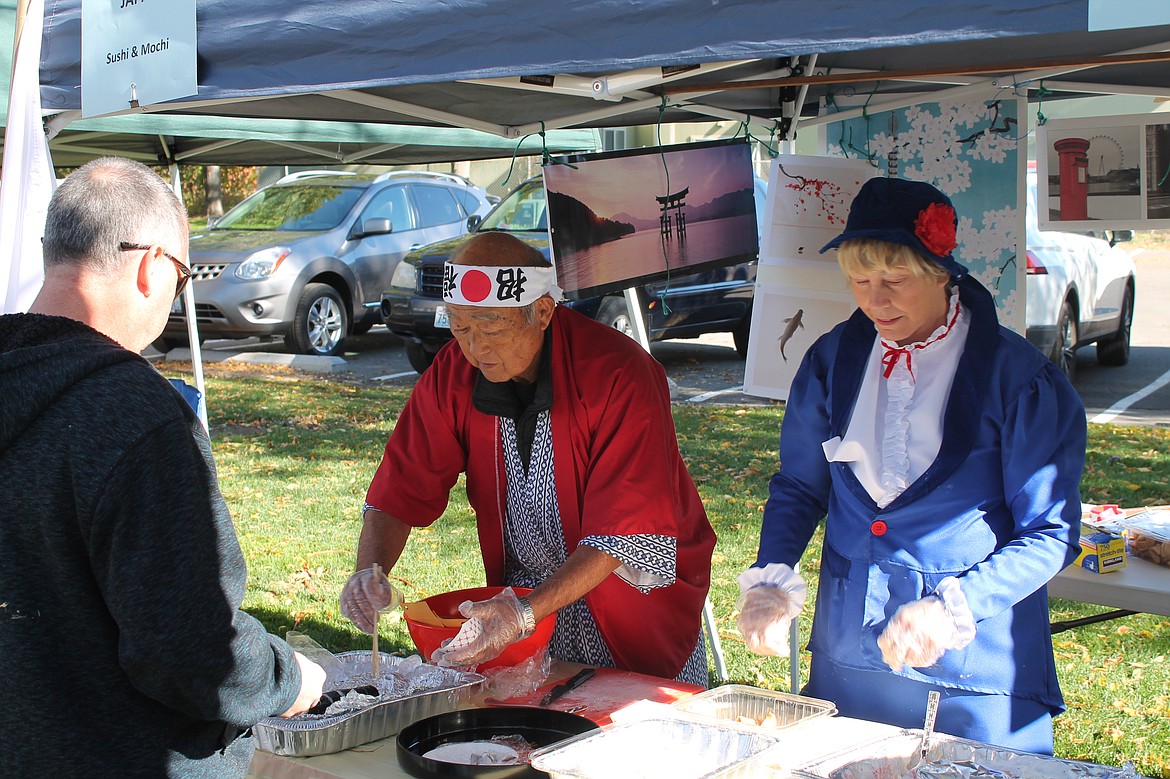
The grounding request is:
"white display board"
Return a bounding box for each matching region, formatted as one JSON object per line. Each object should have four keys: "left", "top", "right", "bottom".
{"left": 742, "top": 155, "right": 876, "bottom": 401}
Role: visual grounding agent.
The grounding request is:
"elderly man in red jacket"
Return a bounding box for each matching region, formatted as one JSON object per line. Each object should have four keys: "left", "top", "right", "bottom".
{"left": 341, "top": 232, "right": 715, "bottom": 684}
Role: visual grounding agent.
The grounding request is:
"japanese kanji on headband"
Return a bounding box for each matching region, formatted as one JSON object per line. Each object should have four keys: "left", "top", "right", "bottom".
{"left": 441, "top": 263, "right": 563, "bottom": 307}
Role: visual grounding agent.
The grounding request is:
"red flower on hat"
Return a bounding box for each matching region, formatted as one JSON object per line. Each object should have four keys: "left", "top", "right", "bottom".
{"left": 914, "top": 202, "right": 957, "bottom": 257}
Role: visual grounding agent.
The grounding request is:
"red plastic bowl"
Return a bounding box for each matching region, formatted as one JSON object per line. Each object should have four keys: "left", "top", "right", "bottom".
{"left": 405, "top": 586, "right": 555, "bottom": 671}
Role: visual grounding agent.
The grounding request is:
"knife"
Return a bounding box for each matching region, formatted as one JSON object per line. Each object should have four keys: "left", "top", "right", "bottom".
{"left": 540, "top": 667, "right": 596, "bottom": 707}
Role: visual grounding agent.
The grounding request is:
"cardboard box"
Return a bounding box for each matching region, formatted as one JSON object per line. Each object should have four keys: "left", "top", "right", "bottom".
{"left": 1072, "top": 529, "right": 1127, "bottom": 573}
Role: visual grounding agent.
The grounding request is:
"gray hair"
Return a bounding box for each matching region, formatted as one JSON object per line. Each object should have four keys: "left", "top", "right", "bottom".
{"left": 519, "top": 301, "right": 540, "bottom": 325}
{"left": 42, "top": 157, "right": 189, "bottom": 274}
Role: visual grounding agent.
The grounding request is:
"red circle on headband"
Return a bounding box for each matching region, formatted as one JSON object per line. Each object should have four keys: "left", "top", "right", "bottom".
{"left": 460, "top": 269, "right": 492, "bottom": 303}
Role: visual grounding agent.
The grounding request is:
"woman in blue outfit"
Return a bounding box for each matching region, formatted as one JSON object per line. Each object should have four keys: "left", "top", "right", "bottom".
{"left": 737, "top": 178, "right": 1086, "bottom": 755}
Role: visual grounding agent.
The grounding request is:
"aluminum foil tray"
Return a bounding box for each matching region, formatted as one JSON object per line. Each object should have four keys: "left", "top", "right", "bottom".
{"left": 253, "top": 651, "right": 485, "bottom": 757}
{"left": 672, "top": 684, "right": 836, "bottom": 734}
{"left": 704, "top": 717, "right": 917, "bottom": 779}
{"left": 529, "top": 715, "right": 779, "bottom": 779}
{"left": 793, "top": 729, "right": 1126, "bottom": 779}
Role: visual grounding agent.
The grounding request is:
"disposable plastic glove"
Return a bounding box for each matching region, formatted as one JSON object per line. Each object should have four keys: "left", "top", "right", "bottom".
{"left": 339, "top": 567, "right": 403, "bottom": 634}
{"left": 736, "top": 563, "right": 807, "bottom": 657}
{"left": 877, "top": 581, "right": 975, "bottom": 671}
{"left": 431, "top": 587, "right": 530, "bottom": 668}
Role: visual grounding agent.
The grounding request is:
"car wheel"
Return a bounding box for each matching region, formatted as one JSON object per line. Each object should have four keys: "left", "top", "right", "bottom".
{"left": 405, "top": 342, "right": 437, "bottom": 374}
{"left": 596, "top": 297, "right": 635, "bottom": 339}
{"left": 1095, "top": 283, "right": 1133, "bottom": 367}
{"left": 1050, "top": 299, "right": 1078, "bottom": 382}
{"left": 732, "top": 313, "right": 751, "bottom": 359}
{"left": 287, "top": 283, "right": 348, "bottom": 356}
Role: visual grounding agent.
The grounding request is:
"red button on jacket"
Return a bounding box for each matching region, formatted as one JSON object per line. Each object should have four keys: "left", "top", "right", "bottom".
{"left": 870, "top": 519, "right": 888, "bottom": 536}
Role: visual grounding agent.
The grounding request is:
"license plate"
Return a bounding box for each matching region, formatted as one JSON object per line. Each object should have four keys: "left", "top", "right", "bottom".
{"left": 433, "top": 305, "right": 450, "bottom": 329}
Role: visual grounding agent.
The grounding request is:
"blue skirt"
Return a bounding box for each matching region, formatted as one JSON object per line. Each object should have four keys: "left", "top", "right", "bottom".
{"left": 805, "top": 658, "right": 1057, "bottom": 755}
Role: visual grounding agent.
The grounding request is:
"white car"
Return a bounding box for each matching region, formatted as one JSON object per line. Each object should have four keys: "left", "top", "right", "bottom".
{"left": 1025, "top": 177, "right": 1136, "bottom": 381}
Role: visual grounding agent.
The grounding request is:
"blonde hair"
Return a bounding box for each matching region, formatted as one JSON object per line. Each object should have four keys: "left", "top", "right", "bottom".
{"left": 836, "top": 238, "right": 950, "bottom": 282}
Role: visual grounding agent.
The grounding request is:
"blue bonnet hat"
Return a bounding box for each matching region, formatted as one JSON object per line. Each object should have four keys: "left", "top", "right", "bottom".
{"left": 820, "top": 177, "right": 967, "bottom": 280}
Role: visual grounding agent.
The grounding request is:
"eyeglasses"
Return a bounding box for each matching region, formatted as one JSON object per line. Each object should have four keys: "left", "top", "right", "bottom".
{"left": 119, "top": 241, "right": 192, "bottom": 300}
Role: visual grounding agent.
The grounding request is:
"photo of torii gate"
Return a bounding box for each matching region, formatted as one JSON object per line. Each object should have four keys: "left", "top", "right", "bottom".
{"left": 657, "top": 186, "right": 689, "bottom": 239}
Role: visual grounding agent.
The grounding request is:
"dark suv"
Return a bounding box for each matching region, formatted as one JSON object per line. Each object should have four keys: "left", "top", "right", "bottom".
{"left": 381, "top": 174, "right": 764, "bottom": 373}
{"left": 158, "top": 170, "right": 492, "bottom": 356}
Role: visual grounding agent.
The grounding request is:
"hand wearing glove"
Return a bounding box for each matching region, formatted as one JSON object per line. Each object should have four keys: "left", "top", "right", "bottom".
{"left": 430, "top": 587, "right": 533, "bottom": 668}
{"left": 339, "top": 567, "right": 403, "bottom": 634}
{"left": 877, "top": 578, "right": 976, "bottom": 671}
{"left": 736, "top": 563, "right": 807, "bottom": 657}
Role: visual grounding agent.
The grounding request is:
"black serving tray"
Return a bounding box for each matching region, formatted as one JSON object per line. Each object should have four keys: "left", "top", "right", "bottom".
{"left": 397, "top": 706, "right": 599, "bottom": 779}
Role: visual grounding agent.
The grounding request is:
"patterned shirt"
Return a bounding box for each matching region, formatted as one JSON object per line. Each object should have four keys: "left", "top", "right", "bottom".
{"left": 499, "top": 411, "right": 707, "bottom": 686}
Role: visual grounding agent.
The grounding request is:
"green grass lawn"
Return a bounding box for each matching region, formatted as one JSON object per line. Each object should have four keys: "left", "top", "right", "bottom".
{"left": 165, "top": 361, "right": 1169, "bottom": 776}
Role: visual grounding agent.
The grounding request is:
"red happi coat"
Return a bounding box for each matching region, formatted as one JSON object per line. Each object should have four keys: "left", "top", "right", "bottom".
{"left": 366, "top": 306, "right": 714, "bottom": 679}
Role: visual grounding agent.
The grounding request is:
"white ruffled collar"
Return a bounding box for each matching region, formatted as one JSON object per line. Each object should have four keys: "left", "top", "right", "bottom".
{"left": 825, "top": 285, "right": 970, "bottom": 509}
{"left": 879, "top": 287, "right": 961, "bottom": 381}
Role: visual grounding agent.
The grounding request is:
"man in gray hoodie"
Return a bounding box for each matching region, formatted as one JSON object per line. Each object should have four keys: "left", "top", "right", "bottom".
{"left": 0, "top": 157, "right": 324, "bottom": 777}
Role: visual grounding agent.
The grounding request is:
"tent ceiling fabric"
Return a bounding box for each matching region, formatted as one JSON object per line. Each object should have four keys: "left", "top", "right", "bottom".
{"left": 37, "top": 0, "right": 1170, "bottom": 138}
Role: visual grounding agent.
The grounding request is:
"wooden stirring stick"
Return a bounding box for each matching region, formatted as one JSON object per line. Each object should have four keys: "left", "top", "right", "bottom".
{"left": 371, "top": 563, "right": 382, "bottom": 679}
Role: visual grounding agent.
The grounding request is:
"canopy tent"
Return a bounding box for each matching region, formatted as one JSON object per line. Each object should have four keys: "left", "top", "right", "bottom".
{"left": 16, "top": 0, "right": 1170, "bottom": 332}
{"left": 1, "top": 0, "right": 597, "bottom": 426}
{"left": 0, "top": 3, "right": 596, "bottom": 168}
{"left": 33, "top": 1, "right": 1170, "bottom": 143}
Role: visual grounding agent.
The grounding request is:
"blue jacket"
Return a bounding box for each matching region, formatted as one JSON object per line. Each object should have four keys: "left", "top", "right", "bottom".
{"left": 757, "top": 278, "right": 1085, "bottom": 708}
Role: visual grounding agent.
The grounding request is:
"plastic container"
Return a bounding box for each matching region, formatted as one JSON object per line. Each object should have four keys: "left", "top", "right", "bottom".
{"left": 1123, "top": 509, "right": 1170, "bottom": 567}
{"left": 530, "top": 716, "right": 779, "bottom": 779}
{"left": 396, "top": 706, "right": 599, "bottom": 778}
{"left": 702, "top": 718, "right": 896, "bottom": 779}
{"left": 672, "top": 684, "right": 836, "bottom": 734}
{"left": 405, "top": 586, "right": 555, "bottom": 671}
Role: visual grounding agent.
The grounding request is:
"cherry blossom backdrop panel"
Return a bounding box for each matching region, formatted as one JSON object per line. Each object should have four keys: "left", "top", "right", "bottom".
{"left": 827, "top": 94, "right": 1027, "bottom": 331}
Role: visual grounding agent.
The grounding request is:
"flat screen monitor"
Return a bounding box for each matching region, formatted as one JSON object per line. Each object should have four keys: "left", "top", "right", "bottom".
{"left": 544, "top": 138, "right": 758, "bottom": 299}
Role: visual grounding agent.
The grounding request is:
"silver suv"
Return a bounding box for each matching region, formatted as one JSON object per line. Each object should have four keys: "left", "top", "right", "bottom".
{"left": 157, "top": 170, "right": 492, "bottom": 356}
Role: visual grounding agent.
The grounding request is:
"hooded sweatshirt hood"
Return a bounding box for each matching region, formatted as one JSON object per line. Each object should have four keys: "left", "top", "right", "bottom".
{"left": 0, "top": 313, "right": 141, "bottom": 452}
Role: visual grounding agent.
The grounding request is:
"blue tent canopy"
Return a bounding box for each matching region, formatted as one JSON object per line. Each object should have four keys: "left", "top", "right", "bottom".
{"left": 35, "top": 0, "right": 1170, "bottom": 137}
{"left": 38, "top": 0, "right": 1091, "bottom": 98}
{"left": 0, "top": 2, "right": 596, "bottom": 167}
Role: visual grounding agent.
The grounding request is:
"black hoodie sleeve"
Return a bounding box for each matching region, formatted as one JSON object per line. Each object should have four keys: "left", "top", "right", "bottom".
{"left": 85, "top": 411, "right": 301, "bottom": 728}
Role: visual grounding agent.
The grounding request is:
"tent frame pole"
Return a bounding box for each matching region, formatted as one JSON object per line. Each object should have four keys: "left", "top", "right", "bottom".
{"left": 169, "top": 161, "right": 208, "bottom": 430}
{"left": 622, "top": 287, "right": 651, "bottom": 353}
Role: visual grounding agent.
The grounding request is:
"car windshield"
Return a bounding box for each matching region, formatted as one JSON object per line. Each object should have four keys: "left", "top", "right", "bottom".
{"left": 479, "top": 179, "right": 547, "bottom": 232}
{"left": 213, "top": 184, "right": 365, "bottom": 231}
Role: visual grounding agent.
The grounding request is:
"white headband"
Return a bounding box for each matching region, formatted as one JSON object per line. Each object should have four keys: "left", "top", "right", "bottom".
{"left": 441, "top": 263, "right": 562, "bottom": 307}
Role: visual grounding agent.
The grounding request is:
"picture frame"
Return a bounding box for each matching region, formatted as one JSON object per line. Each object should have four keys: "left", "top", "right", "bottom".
{"left": 544, "top": 138, "right": 758, "bottom": 299}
